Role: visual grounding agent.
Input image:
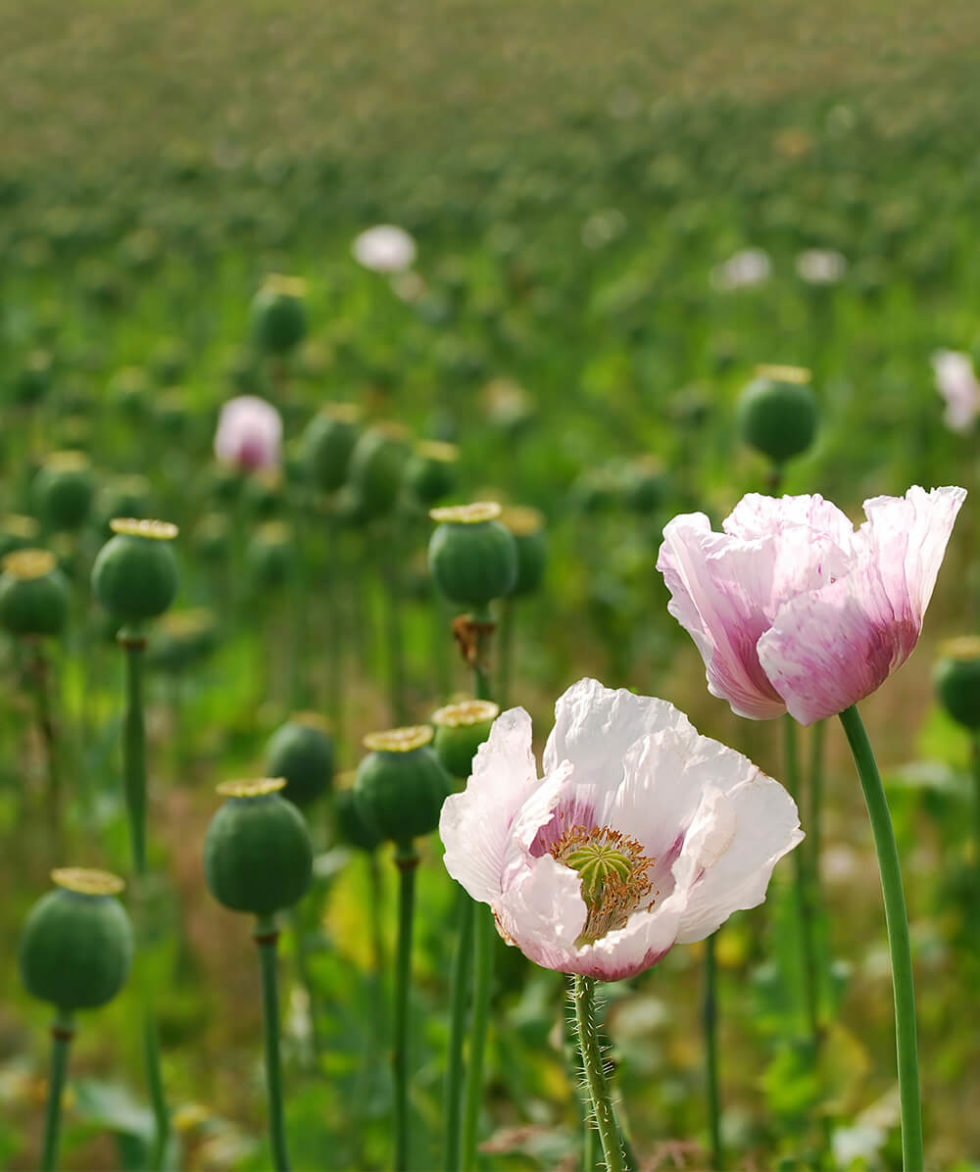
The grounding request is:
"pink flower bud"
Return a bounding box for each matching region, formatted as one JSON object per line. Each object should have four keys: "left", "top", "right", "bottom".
{"left": 214, "top": 396, "right": 282, "bottom": 473}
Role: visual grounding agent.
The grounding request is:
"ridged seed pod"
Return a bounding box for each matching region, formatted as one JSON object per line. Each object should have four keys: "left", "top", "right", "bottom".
{"left": 302, "top": 404, "right": 362, "bottom": 494}
{"left": 428, "top": 501, "right": 518, "bottom": 607}
{"left": 20, "top": 870, "right": 133, "bottom": 1012}
{"left": 737, "top": 365, "right": 819, "bottom": 465}
{"left": 432, "top": 700, "right": 500, "bottom": 780}
{"left": 347, "top": 424, "right": 412, "bottom": 519}
{"left": 204, "top": 779, "right": 313, "bottom": 916}
{"left": 354, "top": 727, "right": 451, "bottom": 846}
{"left": 250, "top": 276, "right": 308, "bottom": 356}
{"left": 934, "top": 637, "right": 980, "bottom": 732}
{"left": 264, "top": 714, "right": 334, "bottom": 807}
{"left": 404, "top": 441, "right": 459, "bottom": 507}
{"left": 500, "top": 506, "right": 547, "bottom": 598}
{"left": 33, "top": 452, "right": 96, "bottom": 533}
{"left": 91, "top": 519, "right": 179, "bottom": 624}
{"left": 0, "top": 550, "right": 70, "bottom": 638}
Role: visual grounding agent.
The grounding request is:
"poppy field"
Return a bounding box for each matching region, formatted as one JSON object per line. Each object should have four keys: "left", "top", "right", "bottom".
{"left": 1, "top": 2, "right": 979, "bottom": 1170}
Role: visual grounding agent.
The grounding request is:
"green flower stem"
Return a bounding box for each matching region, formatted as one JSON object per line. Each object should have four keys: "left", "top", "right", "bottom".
{"left": 703, "top": 933, "right": 723, "bottom": 1171}
{"left": 497, "top": 597, "right": 515, "bottom": 709}
{"left": 394, "top": 843, "right": 420, "bottom": 1172}
{"left": 41, "top": 1011, "right": 74, "bottom": 1172}
{"left": 784, "top": 716, "right": 821, "bottom": 1045}
{"left": 118, "top": 629, "right": 170, "bottom": 1171}
{"left": 443, "top": 887, "right": 475, "bottom": 1171}
{"left": 470, "top": 603, "right": 494, "bottom": 703}
{"left": 972, "top": 733, "right": 980, "bottom": 902}
{"left": 838, "top": 704, "right": 923, "bottom": 1170}
{"left": 808, "top": 720, "right": 826, "bottom": 887}
{"left": 380, "top": 523, "right": 408, "bottom": 726}
{"left": 120, "top": 631, "right": 148, "bottom": 875}
{"left": 324, "top": 512, "right": 345, "bottom": 746}
{"left": 461, "top": 903, "right": 494, "bottom": 1170}
{"left": 573, "top": 975, "right": 625, "bottom": 1172}
{"left": 255, "top": 915, "right": 290, "bottom": 1172}
{"left": 27, "top": 640, "right": 62, "bottom": 853}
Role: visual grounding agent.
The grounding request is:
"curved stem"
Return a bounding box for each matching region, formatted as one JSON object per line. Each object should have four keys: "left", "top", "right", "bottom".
{"left": 255, "top": 916, "right": 290, "bottom": 1171}
{"left": 143, "top": 1007, "right": 169, "bottom": 1172}
{"left": 838, "top": 704, "right": 923, "bottom": 1170}
{"left": 394, "top": 843, "right": 419, "bottom": 1171}
{"left": 41, "top": 1012, "right": 74, "bottom": 1172}
{"left": 573, "top": 975, "right": 625, "bottom": 1172}
{"left": 443, "top": 887, "right": 475, "bottom": 1171}
{"left": 703, "top": 934, "right": 723, "bottom": 1171}
{"left": 461, "top": 904, "right": 493, "bottom": 1170}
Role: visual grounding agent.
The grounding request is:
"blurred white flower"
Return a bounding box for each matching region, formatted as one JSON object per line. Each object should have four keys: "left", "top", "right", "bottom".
{"left": 710, "top": 248, "right": 771, "bottom": 292}
{"left": 352, "top": 225, "right": 417, "bottom": 273}
{"left": 931, "top": 349, "right": 980, "bottom": 434}
{"left": 796, "top": 248, "right": 847, "bottom": 285}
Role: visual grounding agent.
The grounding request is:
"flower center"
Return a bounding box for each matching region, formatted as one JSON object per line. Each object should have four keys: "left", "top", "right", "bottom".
{"left": 550, "top": 824, "right": 655, "bottom": 946}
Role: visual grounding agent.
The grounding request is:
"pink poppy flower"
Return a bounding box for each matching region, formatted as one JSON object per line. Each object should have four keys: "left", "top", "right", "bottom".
{"left": 931, "top": 350, "right": 980, "bottom": 435}
{"left": 657, "top": 486, "right": 966, "bottom": 726}
{"left": 440, "top": 678, "right": 802, "bottom": 981}
{"left": 214, "top": 396, "right": 283, "bottom": 472}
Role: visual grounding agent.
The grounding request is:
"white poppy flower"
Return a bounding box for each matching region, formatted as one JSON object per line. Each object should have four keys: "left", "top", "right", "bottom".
{"left": 440, "top": 678, "right": 802, "bottom": 981}
{"left": 352, "top": 225, "right": 417, "bottom": 274}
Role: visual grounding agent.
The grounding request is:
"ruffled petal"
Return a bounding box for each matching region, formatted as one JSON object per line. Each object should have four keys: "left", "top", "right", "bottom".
{"left": 542, "top": 677, "right": 692, "bottom": 779}
{"left": 495, "top": 854, "right": 587, "bottom": 971}
{"left": 724, "top": 493, "right": 854, "bottom": 548}
{"left": 440, "top": 707, "right": 538, "bottom": 903}
{"left": 674, "top": 773, "right": 802, "bottom": 943}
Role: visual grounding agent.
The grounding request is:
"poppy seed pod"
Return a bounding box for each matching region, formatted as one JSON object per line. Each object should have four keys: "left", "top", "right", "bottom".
{"left": 736, "top": 365, "right": 819, "bottom": 465}
{"left": 33, "top": 451, "right": 96, "bottom": 533}
{"left": 250, "top": 276, "right": 309, "bottom": 356}
{"left": 0, "top": 550, "right": 70, "bottom": 638}
{"left": 20, "top": 869, "right": 133, "bottom": 1012}
{"left": 432, "top": 700, "right": 500, "bottom": 780}
{"left": 347, "top": 423, "right": 412, "bottom": 519}
{"left": 500, "top": 506, "right": 547, "bottom": 598}
{"left": 204, "top": 779, "right": 313, "bottom": 916}
{"left": 354, "top": 727, "right": 451, "bottom": 846}
{"left": 91, "top": 519, "right": 179, "bottom": 624}
{"left": 0, "top": 515, "right": 41, "bottom": 562}
{"left": 302, "top": 404, "right": 362, "bottom": 494}
{"left": 404, "top": 441, "right": 459, "bottom": 507}
{"left": 13, "top": 350, "right": 53, "bottom": 407}
{"left": 428, "top": 502, "right": 518, "bottom": 607}
{"left": 334, "top": 775, "right": 385, "bottom": 852}
{"left": 264, "top": 714, "right": 334, "bottom": 807}
{"left": 934, "top": 637, "right": 980, "bottom": 731}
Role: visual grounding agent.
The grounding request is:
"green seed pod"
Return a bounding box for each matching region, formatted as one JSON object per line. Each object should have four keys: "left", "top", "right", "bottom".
{"left": 264, "top": 713, "right": 334, "bottom": 807}
{"left": 94, "top": 475, "right": 153, "bottom": 537}
{"left": 91, "top": 519, "right": 179, "bottom": 624}
{"left": 428, "top": 501, "right": 518, "bottom": 607}
{"left": 934, "top": 637, "right": 980, "bottom": 732}
{"left": 20, "top": 870, "right": 133, "bottom": 1012}
{"left": 622, "top": 457, "right": 669, "bottom": 516}
{"left": 302, "top": 404, "right": 362, "bottom": 494}
{"left": 0, "top": 550, "right": 70, "bottom": 638}
{"left": 737, "top": 365, "right": 819, "bottom": 465}
{"left": 205, "top": 779, "right": 313, "bottom": 916}
{"left": 354, "top": 727, "right": 451, "bottom": 846}
{"left": 250, "top": 276, "right": 308, "bottom": 356}
{"left": 147, "top": 608, "right": 219, "bottom": 673}
{"left": 12, "top": 350, "right": 53, "bottom": 407}
{"left": 404, "top": 441, "right": 459, "bottom": 507}
{"left": 246, "top": 521, "right": 292, "bottom": 590}
{"left": 347, "top": 423, "right": 412, "bottom": 519}
{"left": 432, "top": 700, "right": 499, "bottom": 780}
{"left": 0, "top": 515, "right": 41, "bottom": 562}
{"left": 500, "top": 506, "right": 547, "bottom": 598}
{"left": 33, "top": 451, "right": 96, "bottom": 533}
{"left": 335, "top": 785, "right": 384, "bottom": 852}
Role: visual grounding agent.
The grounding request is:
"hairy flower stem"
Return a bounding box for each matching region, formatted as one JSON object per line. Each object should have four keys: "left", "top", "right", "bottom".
{"left": 838, "top": 704, "right": 923, "bottom": 1170}
{"left": 119, "top": 630, "right": 170, "bottom": 1171}
{"left": 703, "top": 934, "right": 723, "bottom": 1171}
{"left": 394, "top": 843, "right": 419, "bottom": 1171}
{"left": 41, "top": 1012, "right": 74, "bottom": 1172}
{"left": 255, "top": 916, "right": 290, "bottom": 1171}
{"left": 808, "top": 721, "right": 826, "bottom": 887}
{"left": 443, "top": 886, "right": 475, "bottom": 1171}
{"left": 573, "top": 975, "right": 625, "bottom": 1172}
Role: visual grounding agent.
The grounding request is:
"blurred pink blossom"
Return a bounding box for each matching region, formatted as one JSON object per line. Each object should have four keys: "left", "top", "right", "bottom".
{"left": 351, "top": 224, "right": 417, "bottom": 273}
{"left": 440, "top": 678, "right": 801, "bottom": 981}
{"left": 931, "top": 350, "right": 980, "bottom": 434}
{"left": 214, "top": 395, "right": 282, "bottom": 472}
{"left": 657, "top": 487, "right": 966, "bottom": 725}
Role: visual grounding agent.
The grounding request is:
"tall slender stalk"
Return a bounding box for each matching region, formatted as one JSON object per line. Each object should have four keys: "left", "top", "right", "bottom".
{"left": 443, "top": 887, "right": 475, "bottom": 1171}
{"left": 26, "top": 640, "right": 62, "bottom": 853}
{"left": 838, "top": 704, "right": 923, "bottom": 1170}
{"left": 41, "top": 1011, "right": 74, "bottom": 1172}
{"left": 394, "top": 842, "right": 419, "bottom": 1171}
{"left": 573, "top": 975, "right": 625, "bottom": 1172}
{"left": 971, "top": 733, "right": 980, "bottom": 903}
{"left": 380, "top": 524, "right": 408, "bottom": 726}
{"left": 497, "top": 597, "right": 515, "bottom": 709}
{"left": 808, "top": 720, "right": 826, "bottom": 887}
{"left": 255, "top": 915, "right": 290, "bottom": 1171}
{"left": 784, "top": 717, "right": 820, "bottom": 1045}
{"left": 119, "top": 629, "right": 170, "bottom": 1169}
{"left": 703, "top": 934, "right": 723, "bottom": 1171}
